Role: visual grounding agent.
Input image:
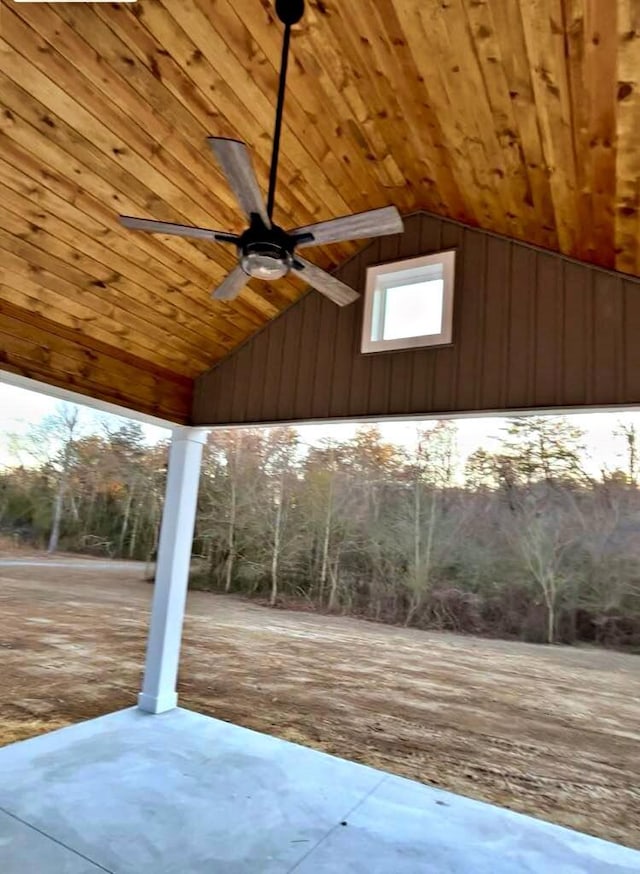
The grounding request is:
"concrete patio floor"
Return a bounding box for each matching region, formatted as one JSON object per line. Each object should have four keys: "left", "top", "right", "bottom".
{"left": 0, "top": 708, "right": 637, "bottom": 874}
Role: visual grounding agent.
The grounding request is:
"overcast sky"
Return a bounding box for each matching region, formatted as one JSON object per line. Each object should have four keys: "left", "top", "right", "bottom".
{"left": 0, "top": 381, "right": 639, "bottom": 477}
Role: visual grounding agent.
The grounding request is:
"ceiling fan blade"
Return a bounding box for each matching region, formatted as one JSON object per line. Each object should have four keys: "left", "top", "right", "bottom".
{"left": 291, "top": 206, "right": 404, "bottom": 248}
{"left": 207, "top": 137, "right": 271, "bottom": 228}
{"left": 211, "top": 265, "right": 248, "bottom": 301}
{"left": 292, "top": 257, "right": 359, "bottom": 307}
{"left": 119, "top": 216, "right": 238, "bottom": 244}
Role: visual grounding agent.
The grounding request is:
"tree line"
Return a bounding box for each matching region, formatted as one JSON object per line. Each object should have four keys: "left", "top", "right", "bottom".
{"left": 2, "top": 410, "right": 167, "bottom": 564}
{"left": 1, "top": 407, "right": 639, "bottom": 649}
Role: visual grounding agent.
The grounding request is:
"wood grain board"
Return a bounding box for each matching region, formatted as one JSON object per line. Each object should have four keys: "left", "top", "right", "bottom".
{"left": 0, "top": 0, "right": 638, "bottom": 420}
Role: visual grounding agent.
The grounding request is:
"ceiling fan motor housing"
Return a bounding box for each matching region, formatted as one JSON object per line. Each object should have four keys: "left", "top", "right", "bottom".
{"left": 239, "top": 219, "right": 295, "bottom": 280}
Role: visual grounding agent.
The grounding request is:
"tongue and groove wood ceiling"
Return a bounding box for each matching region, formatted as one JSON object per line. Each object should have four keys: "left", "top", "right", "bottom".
{"left": 0, "top": 0, "right": 638, "bottom": 421}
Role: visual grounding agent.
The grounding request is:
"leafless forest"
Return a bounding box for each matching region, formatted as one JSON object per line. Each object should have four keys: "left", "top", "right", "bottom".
{"left": 2, "top": 409, "right": 639, "bottom": 649}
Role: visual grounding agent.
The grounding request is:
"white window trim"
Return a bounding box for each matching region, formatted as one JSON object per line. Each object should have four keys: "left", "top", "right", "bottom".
{"left": 361, "top": 250, "right": 456, "bottom": 354}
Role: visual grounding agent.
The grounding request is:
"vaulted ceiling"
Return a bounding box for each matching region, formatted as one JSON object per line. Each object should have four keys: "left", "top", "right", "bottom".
{"left": 0, "top": 0, "right": 638, "bottom": 421}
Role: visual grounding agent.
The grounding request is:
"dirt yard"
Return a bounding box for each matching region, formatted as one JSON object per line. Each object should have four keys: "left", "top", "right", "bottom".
{"left": 0, "top": 554, "right": 638, "bottom": 848}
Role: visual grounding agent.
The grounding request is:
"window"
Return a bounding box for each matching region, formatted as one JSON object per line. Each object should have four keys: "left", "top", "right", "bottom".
{"left": 361, "top": 250, "right": 455, "bottom": 353}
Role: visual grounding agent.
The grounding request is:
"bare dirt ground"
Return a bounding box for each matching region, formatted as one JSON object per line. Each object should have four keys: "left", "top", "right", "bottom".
{"left": 0, "top": 554, "right": 638, "bottom": 848}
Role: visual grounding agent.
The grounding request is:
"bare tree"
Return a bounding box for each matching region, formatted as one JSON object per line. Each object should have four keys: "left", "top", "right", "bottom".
{"left": 402, "top": 423, "right": 461, "bottom": 626}
{"left": 503, "top": 484, "right": 576, "bottom": 644}
{"left": 500, "top": 417, "right": 589, "bottom": 485}
{"left": 13, "top": 403, "right": 82, "bottom": 554}
{"left": 262, "top": 428, "right": 299, "bottom": 606}
{"left": 615, "top": 422, "right": 638, "bottom": 485}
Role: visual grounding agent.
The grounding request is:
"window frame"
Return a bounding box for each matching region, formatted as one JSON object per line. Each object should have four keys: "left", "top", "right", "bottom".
{"left": 361, "top": 250, "right": 456, "bottom": 354}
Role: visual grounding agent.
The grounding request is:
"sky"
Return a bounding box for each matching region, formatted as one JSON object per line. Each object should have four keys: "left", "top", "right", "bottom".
{"left": 295, "top": 414, "right": 637, "bottom": 478}
{"left": 1, "top": 381, "right": 639, "bottom": 478}
{"left": 0, "top": 383, "right": 170, "bottom": 466}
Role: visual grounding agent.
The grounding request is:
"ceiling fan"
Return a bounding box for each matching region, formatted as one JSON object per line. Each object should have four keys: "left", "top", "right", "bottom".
{"left": 119, "top": 0, "right": 404, "bottom": 306}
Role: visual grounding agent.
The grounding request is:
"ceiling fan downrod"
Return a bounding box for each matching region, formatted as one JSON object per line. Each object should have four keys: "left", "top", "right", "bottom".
{"left": 118, "top": 0, "right": 403, "bottom": 307}
{"left": 267, "top": 0, "right": 305, "bottom": 220}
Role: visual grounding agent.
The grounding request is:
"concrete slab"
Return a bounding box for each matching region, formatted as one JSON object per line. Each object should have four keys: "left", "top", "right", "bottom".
{"left": 0, "top": 809, "right": 105, "bottom": 873}
{"left": 0, "top": 707, "right": 637, "bottom": 874}
{"left": 292, "top": 772, "right": 637, "bottom": 874}
{"left": 0, "top": 708, "right": 382, "bottom": 874}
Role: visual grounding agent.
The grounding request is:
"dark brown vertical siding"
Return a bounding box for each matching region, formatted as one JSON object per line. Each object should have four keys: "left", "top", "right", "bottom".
{"left": 347, "top": 293, "right": 371, "bottom": 418}
{"left": 455, "top": 229, "right": 485, "bottom": 410}
{"left": 243, "top": 327, "right": 269, "bottom": 422}
{"left": 592, "top": 274, "right": 621, "bottom": 403}
{"left": 562, "top": 261, "right": 591, "bottom": 406}
{"left": 388, "top": 349, "right": 412, "bottom": 415}
{"left": 506, "top": 244, "right": 536, "bottom": 408}
{"left": 433, "top": 220, "right": 464, "bottom": 411}
{"left": 277, "top": 299, "right": 304, "bottom": 420}
{"left": 623, "top": 280, "right": 640, "bottom": 402}
{"left": 214, "top": 351, "right": 236, "bottom": 424}
{"left": 312, "top": 296, "right": 338, "bottom": 418}
{"left": 534, "top": 252, "right": 562, "bottom": 406}
{"left": 192, "top": 213, "right": 640, "bottom": 426}
{"left": 367, "top": 350, "right": 391, "bottom": 414}
{"left": 293, "top": 290, "right": 320, "bottom": 420}
{"left": 348, "top": 240, "right": 381, "bottom": 416}
{"left": 230, "top": 342, "right": 252, "bottom": 422}
{"left": 481, "top": 236, "right": 511, "bottom": 409}
{"left": 471, "top": 232, "right": 489, "bottom": 411}
{"left": 329, "top": 257, "right": 358, "bottom": 417}
{"left": 419, "top": 214, "right": 444, "bottom": 252}
{"left": 613, "top": 278, "right": 625, "bottom": 404}
{"left": 262, "top": 312, "right": 287, "bottom": 419}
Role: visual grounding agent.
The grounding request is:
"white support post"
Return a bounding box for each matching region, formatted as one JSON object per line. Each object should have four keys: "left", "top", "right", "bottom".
{"left": 138, "top": 426, "right": 207, "bottom": 714}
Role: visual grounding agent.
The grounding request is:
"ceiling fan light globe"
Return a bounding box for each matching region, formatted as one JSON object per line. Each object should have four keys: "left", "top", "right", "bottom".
{"left": 240, "top": 240, "right": 292, "bottom": 280}
{"left": 241, "top": 250, "right": 289, "bottom": 280}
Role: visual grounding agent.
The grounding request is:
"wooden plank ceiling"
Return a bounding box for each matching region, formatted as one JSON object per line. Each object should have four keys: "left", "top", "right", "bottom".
{"left": 0, "top": 0, "right": 638, "bottom": 421}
